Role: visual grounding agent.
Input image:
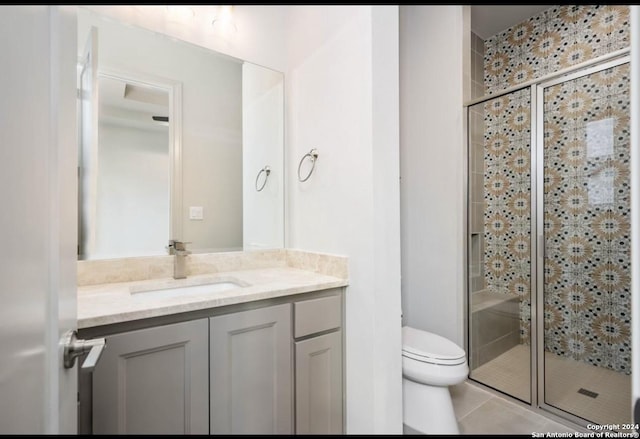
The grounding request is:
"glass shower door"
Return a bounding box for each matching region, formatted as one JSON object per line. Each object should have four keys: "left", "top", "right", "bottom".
{"left": 468, "top": 88, "right": 532, "bottom": 403}
{"left": 540, "top": 62, "right": 631, "bottom": 425}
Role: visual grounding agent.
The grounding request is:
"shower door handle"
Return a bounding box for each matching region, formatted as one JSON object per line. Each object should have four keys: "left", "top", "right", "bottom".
{"left": 538, "top": 235, "right": 545, "bottom": 260}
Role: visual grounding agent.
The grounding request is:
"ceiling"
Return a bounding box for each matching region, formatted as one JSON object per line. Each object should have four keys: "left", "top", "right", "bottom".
{"left": 98, "top": 76, "right": 169, "bottom": 132}
{"left": 471, "top": 5, "right": 551, "bottom": 40}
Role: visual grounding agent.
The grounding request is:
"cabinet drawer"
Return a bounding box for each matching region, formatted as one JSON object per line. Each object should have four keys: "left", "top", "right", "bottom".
{"left": 294, "top": 294, "right": 341, "bottom": 338}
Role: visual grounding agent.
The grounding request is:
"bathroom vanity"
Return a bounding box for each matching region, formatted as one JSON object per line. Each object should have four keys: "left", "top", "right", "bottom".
{"left": 74, "top": 8, "right": 347, "bottom": 435}
{"left": 76, "top": 250, "right": 347, "bottom": 435}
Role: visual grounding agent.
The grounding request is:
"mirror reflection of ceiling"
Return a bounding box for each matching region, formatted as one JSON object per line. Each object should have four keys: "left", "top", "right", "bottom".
{"left": 471, "top": 5, "right": 550, "bottom": 40}
{"left": 99, "top": 77, "right": 169, "bottom": 132}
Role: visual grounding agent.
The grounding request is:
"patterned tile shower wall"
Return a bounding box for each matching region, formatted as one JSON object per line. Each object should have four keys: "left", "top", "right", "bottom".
{"left": 480, "top": 5, "right": 631, "bottom": 373}
{"left": 484, "top": 5, "right": 629, "bottom": 95}
{"left": 483, "top": 89, "right": 532, "bottom": 345}
{"left": 543, "top": 64, "right": 630, "bottom": 374}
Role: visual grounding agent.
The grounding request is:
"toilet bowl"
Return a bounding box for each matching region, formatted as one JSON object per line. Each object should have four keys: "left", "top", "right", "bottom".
{"left": 402, "top": 326, "right": 469, "bottom": 435}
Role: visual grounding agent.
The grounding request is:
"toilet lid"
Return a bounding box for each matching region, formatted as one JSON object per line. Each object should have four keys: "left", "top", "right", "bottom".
{"left": 402, "top": 326, "right": 466, "bottom": 363}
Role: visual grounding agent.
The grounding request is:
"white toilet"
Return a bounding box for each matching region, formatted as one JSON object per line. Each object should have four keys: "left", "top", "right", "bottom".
{"left": 402, "top": 326, "right": 469, "bottom": 434}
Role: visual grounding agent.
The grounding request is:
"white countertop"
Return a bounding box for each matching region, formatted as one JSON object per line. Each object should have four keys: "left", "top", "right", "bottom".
{"left": 77, "top": 267, "right": 348, "bottom": 329}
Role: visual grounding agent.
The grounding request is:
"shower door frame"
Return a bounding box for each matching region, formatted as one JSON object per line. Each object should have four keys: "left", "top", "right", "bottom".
{"left": 534, "top": 55, "right": 631, "bottom": 426}
{"left": 464, "top": 48, "right": 631, "bottom": 428}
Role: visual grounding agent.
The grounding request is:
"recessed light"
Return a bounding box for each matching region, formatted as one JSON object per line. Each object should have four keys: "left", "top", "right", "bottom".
{"left": 211, "top": 5, "right": 237, "bottom": 35}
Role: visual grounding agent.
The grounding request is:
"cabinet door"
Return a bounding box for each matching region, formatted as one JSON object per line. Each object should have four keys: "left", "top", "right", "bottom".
{"left": 295, "top": 330, "right": 343, "bottom": 434}
{"left": 210, "top": 304, "right": 292, "bottom": 434}
{"left": 92, "top": 319, "right": 209, "bottom": 434}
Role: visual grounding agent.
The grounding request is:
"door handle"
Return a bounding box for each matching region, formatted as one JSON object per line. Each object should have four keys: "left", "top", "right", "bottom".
{"left": 63, "top": 330, "right": 106, "bottom": 373}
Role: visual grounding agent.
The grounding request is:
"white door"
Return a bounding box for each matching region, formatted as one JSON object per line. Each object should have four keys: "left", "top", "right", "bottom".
{"left": 0, "top": 6, "right": 79, "bottom": 433}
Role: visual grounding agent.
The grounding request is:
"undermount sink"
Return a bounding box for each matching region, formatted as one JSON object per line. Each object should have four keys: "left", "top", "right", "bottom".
{"left": 130, "top": 277, "right": 248, "bottom": 300}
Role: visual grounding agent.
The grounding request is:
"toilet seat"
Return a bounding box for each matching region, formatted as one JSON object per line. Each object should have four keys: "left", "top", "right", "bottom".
{"left": 402, "top": 326, "right": 466, "bottom": 366}
{"left": 402, "top": 350, "right": 466, "bottom": 366}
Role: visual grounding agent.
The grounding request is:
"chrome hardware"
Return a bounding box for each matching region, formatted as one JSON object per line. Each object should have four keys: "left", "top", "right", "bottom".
{"left": 167, "top": 240, "right": 191, "bottom": 279}
{"left": 167, "top": 239, "right": 191, "bottom": 254}
{"left": 63, "top": 330, "right": 106, "bottom": 373}
{"left": 297, "top": 149, "right": 319, "bottom": 182}
{"left": 255, "top": 166, "right": 271, "bottom": 192}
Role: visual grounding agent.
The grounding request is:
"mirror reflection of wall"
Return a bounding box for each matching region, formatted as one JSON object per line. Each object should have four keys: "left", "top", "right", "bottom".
{"left": 93, "top": 77, "right": 170, "bottom": 259}
{"left": 77, "top": 7, "right": 284, "bottom": 261}
{"left": 242, "top": 63, "right": 284, "bottom": 251}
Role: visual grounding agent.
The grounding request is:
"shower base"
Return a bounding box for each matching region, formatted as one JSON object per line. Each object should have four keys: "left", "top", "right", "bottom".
{"left": 471, "top": 344, "right": 631, "bottom": 426}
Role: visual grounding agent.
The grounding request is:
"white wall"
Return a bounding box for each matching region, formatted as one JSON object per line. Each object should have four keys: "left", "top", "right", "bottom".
{"left": 78, "top": 8, "right": 243, "bottom": 253}
{"left": 286, "top": 6, "right": 402, "bottom": 433}
{"left": 242, "top": 63, "right": 284, "bottom": 250}
{"left": 95, "top": 123, "right": 169, "bottom": 258}
{"left": 84, "top": 5, "right": 288, "bottom": 73}
{"left": 399, "top": 6, "right": 466, "bottom": 346}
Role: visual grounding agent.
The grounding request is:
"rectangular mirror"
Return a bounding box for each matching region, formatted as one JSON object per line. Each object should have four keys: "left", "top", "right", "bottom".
{"left": 77, "top": 7, "right": 284, "bottom": 260}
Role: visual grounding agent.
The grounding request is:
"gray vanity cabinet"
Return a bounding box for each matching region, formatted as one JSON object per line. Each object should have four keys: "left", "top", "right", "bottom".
{"left": 209, "top": 303, "right": 293, "bottom": 434}
{"left": 86, "top": 289, "right": 344, "bottom": 434}
{"left": 293, "top": 295, "right": 343, "bottom": 434}
{"left": 295, "top": 331, "right": 343, "bottom": 434}
{"left": 92, "top": 319, "right": 209, "bottom": 435}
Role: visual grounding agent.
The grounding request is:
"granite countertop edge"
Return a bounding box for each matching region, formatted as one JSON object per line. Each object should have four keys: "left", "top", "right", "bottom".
{"left": 77, "top": 267, "right": 348, "bottom": 329}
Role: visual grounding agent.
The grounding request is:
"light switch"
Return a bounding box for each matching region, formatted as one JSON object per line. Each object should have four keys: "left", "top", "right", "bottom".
{"left": 189, "top": 206, "right": 204, "bottom": 220}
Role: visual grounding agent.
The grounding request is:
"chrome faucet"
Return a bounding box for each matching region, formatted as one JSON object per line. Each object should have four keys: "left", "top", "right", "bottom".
{"left": 167, "top": 239, "right": 191, "bottom": 279}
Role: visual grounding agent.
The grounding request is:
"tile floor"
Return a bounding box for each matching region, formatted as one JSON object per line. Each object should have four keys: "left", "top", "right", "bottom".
{"left": 471, "top": 345, "right": 632, "bottom": 426}
{"left": 451, "top": 381, "right": 578, "bottom": 435}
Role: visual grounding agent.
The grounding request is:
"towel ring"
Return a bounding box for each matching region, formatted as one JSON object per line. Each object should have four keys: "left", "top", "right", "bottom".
{"left": 255, "top": 166, "right": 271, "bottom": 192}
{"left": 297, "top": 149, "right": 319, "bottom": 182}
